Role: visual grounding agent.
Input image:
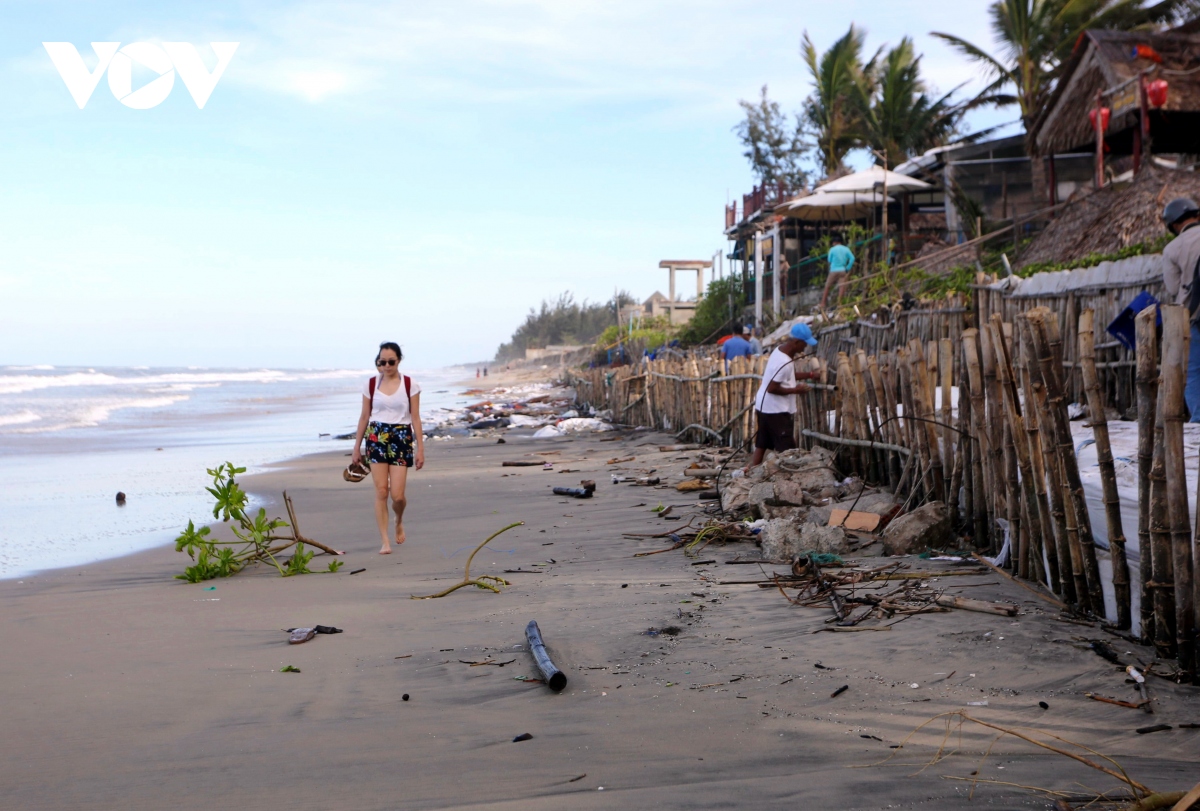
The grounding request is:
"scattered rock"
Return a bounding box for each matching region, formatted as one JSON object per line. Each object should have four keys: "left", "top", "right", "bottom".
{"left": 115, "top": 492, "right": 126, "bottom": 505}
{"left": 881, "top": 501, "right": 951, "bottom": 555}
{"left": 760, "top": 520, "right": 848, "bottom": 559}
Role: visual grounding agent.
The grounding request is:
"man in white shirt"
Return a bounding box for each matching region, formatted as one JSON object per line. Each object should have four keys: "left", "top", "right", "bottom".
{"left": 748, "top": 322, "right": 821, "bottom": 469}
{"left": 1161, "top": 197, "right": 1200, "bottom": 420}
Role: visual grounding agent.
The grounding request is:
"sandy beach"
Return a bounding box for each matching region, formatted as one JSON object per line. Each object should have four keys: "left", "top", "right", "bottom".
{"left": 2, "top": 427, "right": 1199, "bottom": 810}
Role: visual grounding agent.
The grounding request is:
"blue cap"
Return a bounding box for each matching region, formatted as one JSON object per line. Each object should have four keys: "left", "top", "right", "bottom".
{"left": 790, "top": 322, "right": 818, "bottom": 346}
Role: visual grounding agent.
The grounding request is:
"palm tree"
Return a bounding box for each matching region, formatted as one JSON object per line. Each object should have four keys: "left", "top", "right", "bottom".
{"left": 801, "top": 25, "right": 869, "bottom": 177}
{"left": 932, "top": 0, "right": 1197, "bottom": 200}
{"left": 854, "top": 37, "right": 1002, "bottom": 162}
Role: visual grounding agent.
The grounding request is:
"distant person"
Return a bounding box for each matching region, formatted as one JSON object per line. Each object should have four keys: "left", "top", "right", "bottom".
{"left": 820, "top": 234, "right": 855, "bottom": 311}
{"left": 722, "top": 323, "right": 752, "bottom": 372}
{"left": 352, "top": 342, "right": 425, "bottom": 554}
{"left": 745, "top": 325, "right": 763, "bottom": 356}
{"left": 747, "top": 323, "right": 821, "bottom": 470}
{"left": 476, "top": 368, "right": 480, "bottom": 378}
{"left": 1161, "top": 197, "right": 1200, "bottom": 420}
{"left": 483, "top": 367, "right": 488, "bottom": 377}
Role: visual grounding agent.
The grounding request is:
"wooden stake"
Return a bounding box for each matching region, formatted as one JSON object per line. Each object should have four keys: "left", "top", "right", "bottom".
{"left": 962, "top": 329, "right": 994, "bottom": 549}
{"left": 1030, "top": 309, "right": 1104, "bottom": 613}
{"left": 989, "top": 316, "right": 1046, "bottom": 584}
{"left": 1160, "top": 305, "right": 1196, "bottom": 677}
{"left": 1135, "top": 305, "right": 1158, "bottom": 642}
{"left": 908, "top": 340, "right": 946, "bottom": 502}
{"left": 1148, "top": 364, "right": 1176, "bottom": 657}
{"left": 1016, "top": 315, "right": 1061, "bottom": 594}
{"left": 1079, "top": 308, "right": 1131, "bottom": 629}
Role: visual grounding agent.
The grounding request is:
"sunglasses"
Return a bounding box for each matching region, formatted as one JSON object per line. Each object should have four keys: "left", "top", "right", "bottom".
{"left": 376, "top": 358, "right": 398, "bottom": 367}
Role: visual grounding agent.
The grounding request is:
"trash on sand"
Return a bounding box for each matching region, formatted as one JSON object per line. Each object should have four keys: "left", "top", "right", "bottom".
{"left": 607, "top": 457, "right": 634, "bottom": 465}
{"left": 289, "top": 628, "right": 316, "bottom": 644}
{"left": 402, "top": 693, "right": 409, "bottom": 701}
{"left": 502, "top": 460, "right": 542, "bottom": 467}
{"left": 967, "top": 700, "right": 989, "bottom": 706}
{"left": 1086, "top": 693, "right": 1147, "bottom": 710}
{"left": 280, "top": 665, "right": 300, "bottom": 673}
{"left": 313, "top": 625, "right": 343, "bottom": 634}
{"left": 932, "top": 595, "right": 1018, "bottom": 617}
{"left": 1135, "top": 724, "right": 1172, "bottom": 734}
{"left": 831, "top": 685, "right": 849, "bottom": 698}
{"left": 828, "top": 509, "right": 882, "bottom": 532}
{"left": 553, "top": 487, "right": 593, "bottom": 498}
{"left": 1039, "top": 701, "right": 1049, "bottom": 710}
{"left": 631, "top": 477, "right": 661, "bottom": 486}
{"left": 349, "top": 568, "right": 366, "bottom": 575}
{"left": 115, "top": 491, "right": 126, "bottom": 505}
{"left": 526, "top": 620, "right": 567, "bottom": 692}
{"left": 512, "top": 733, "right": 534, "bottom": 742}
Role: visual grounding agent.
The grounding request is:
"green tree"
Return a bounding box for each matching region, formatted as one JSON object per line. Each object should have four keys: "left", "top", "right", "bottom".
{"left": 801, "top": 25, "right": 869, "bottom": 176}
{"left": 854, "top": 37, "right": 1002, "bottom": 162}
{"left": 932, "top": 0, "right": 1196, "bottom": 200}
{"left": 677, "top": 275, "right": 747, "bottom": 346}
{"left": 734, "top": 85, "right": 810, "bottom": 189}
{"left": 494, "top": 291, "right": 635, "bottom": 362}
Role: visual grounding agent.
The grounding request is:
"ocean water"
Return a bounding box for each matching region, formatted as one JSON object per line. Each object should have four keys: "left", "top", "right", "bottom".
{"left": 0, "top": 365, "right": 475, "bottom": 579}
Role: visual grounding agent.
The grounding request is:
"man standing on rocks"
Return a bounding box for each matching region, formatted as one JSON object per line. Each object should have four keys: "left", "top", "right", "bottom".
{"left": 1161, "top": 197, "right": 1200, "bottom": 420}
{"left": 747, "top": 322, "right": 821, "bottom": 469}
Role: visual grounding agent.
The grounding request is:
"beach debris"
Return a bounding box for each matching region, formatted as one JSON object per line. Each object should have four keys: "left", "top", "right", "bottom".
{"left": 831, "top": 685, "right": 849, "bottom": 697}
{"left": 885, "top": 711, "right": 1164, "bottom": 802}
{"left": 676, "top": 479, "right": 712, "bottom": 492}
{"left": 410, "top": 522, "right": 522, "bottom": 599}
{"left": 280, "top": 665, "right": 301, "bottom": 673}
{"left": 827, "top": 509, "right": 882, "bottom": 532}
{"left": 402, "top": 694, "right": 409, "bottom": 701}
{"left": 1085, "top": 692, "right": 1148, "bottom": 710}
{"left": 115, "top": 491, "right": 126, "bottom": 505}
{"left": 525, "top": 620, "right": 568, "bottom": 692}
{"left": 349, "top": 568, "right": 366, "bottom": 575}
{"left": 880, "top": 501, "right": 952, "bottom": 556}
{"left": 607, "top": 457, "right": 634, "bottom": 465}
{"left": 568, "top": 774, "right": 587, "bottom": 783}
{"left": 512, "top": 733, "right": 534, "bottom": 742}
{"left": 552, "top": 487, "right": 593, "bottom": 499}
{"left": 1039, "top": 701, "right": 1049, "bottom": 709}
{"left": 932, "top": 595, "right": 1018, "bottom": 617}
{"left": 502, "top": 460, "right": 542, "bottom": 467}
{"left": 175, "top": 463, "right": 343, "bottom": 582}
{"left": 288, "top": 628, "right": 316, "bottom": 644}
{"left": 1135, "top": 724, "right": 1172, "bottom": 734}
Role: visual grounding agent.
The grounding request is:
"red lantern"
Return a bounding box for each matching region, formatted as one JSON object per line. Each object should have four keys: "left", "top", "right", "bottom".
{"left": 1146, "top": 78, "right": 1168, "bottom": 108}
{"left": 1088, "top": 107, "right": 1111, "bottom": 132}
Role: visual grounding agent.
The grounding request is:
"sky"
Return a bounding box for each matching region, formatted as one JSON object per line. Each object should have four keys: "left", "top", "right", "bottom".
{"left": 0, "top": 1, "right": 1015, "bottom": 369}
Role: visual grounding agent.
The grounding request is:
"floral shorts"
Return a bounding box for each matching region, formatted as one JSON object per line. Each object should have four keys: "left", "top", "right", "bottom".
{"left": 366, "top": 421, "right": 415, "bottom": 467}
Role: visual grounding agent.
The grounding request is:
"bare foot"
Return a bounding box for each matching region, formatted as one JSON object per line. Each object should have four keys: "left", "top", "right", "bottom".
{"left": 379, "top": 543, "right": 392, "bottom": 555}
{"left": 395, "top": 525, "right": 406, "bottom": 546}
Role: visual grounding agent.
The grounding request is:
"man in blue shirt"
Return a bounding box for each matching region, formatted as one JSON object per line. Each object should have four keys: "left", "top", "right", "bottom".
{"left": 722, "top": 324, "right": 752, "bottom": 372}
{"left": 820, "top": 234, "right": 855, "bottom": 311}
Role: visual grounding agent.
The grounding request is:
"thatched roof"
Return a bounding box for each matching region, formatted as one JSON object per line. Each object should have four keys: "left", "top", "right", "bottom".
{"left": 1032, "top": 28, "right": 1200, "bottom": 156}
{"left": 1015, "top": 165, "right": 1200, "bottom": 269}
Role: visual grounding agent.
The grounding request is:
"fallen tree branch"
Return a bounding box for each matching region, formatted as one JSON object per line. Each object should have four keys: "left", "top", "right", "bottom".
{"left": 411, "top": 522, "right": 522, "bottom": 599}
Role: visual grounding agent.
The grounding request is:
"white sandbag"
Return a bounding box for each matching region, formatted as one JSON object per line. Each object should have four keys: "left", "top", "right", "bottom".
{"left": 532, "top": 425, "right": 566, "bottom": 439}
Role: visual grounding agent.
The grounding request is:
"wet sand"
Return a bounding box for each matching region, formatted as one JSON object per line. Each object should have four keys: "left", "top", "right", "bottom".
{"left": 2, "top": 430, "right": 1198, "bottom": 810}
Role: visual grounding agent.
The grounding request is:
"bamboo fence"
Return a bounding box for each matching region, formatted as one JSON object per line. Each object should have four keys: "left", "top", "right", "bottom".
{"left": 566, "top": 297, "right": 1199, "bottom": 681}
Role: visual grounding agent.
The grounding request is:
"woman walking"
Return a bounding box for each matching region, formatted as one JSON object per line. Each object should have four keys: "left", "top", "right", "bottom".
{"left": 352, "top": 342, "right": 425, "bottom": 554}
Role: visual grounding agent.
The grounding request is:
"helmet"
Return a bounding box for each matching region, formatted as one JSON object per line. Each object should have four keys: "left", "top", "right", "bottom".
{"left": 1162, "top": 197, "right": 1200, "bottom": 229}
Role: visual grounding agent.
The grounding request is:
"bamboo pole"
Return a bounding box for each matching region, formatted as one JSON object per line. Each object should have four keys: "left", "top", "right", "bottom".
{"left": 1023, "top": 312, "right": 1083, "bottom": 607}
{"left": 962, "top": 329, "right": 994, "bottom": 549}
{"left": 1135, "top": 305, "right": 1158, "bottom": 642}
{"left": 979, "top": 325, "right": 1008, "bottom": 530}
{"left": 1016, "top": 316, "right": 1061, "bottom": 594}
{"left": 1079, "top": 309, "right": 1131, "bottom": 629}
{"left": 1160, "top": 304, "right": 1196, "bottom": 678}
{"left": 989, "top": 316, "right": 1046, "bottom": 584}
{"left": 940, "top": 338, "right": 958, "bottom": 513}
{"left": 908, "top": 340, "right": 946, "bottom": 502}
{"left": 1148, "top": 363, "right": 1176, "bottom": 656}
{"left": 1030, "top": 309, "right": 1105, "bottom": 614}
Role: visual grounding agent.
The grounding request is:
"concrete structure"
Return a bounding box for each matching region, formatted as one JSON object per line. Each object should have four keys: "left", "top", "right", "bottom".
{"left": 657, "top": 260, "right": 711, "bottom": 325}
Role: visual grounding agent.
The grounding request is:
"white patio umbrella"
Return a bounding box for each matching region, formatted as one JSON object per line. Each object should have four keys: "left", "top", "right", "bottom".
{"left": 814, "top": 165, "right": 931, "bottom": 194}
{"left": 781, "top": 190, "right": 892, "bottom": 222}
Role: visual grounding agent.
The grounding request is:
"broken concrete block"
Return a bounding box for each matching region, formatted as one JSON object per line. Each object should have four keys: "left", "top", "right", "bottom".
{"left": 760, "top": 520, "right": 848, "bottom": 559}
{"left": 771, "top": 480, "right": 808, "bottom": 506}
{"left": 808, "top": 492, "right": 898, "bottom": 526}
{"left": 748, "top": 482, "right": 776, "bottom": 516}
{"left": 881, "top": 501, "right": 951, "bottom": 556}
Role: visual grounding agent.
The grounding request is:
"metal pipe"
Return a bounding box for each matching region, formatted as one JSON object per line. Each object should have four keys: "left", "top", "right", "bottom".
{"left": 525, "top": 621, "right": 567, "bottom": 691}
